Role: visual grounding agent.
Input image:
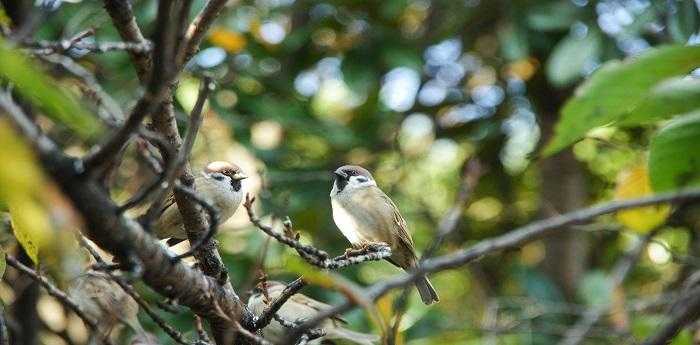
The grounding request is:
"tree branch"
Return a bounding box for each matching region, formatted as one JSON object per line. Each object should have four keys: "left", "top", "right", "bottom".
{"left": 243, "top": 194, "right": 392, "bottom": 269}
{"left": 5, "top": 256, "right": 102, "bottom": 338}
{"left": 77, "top": 236, "right": 191, "bottom": 345}
{"left": 284, "top": 188, "right": 700, "bottom": 342}
{"left": 102, "top": 0, "right": 151, "bottom": 79}
{"left": 83, "top": 0, "right": 179, "bottom": 173}
{"left": 176, "top": 0, "right": 229, "bottom": 66}
{"left": 252, "top": 278, "right": 307, "bottom": 331}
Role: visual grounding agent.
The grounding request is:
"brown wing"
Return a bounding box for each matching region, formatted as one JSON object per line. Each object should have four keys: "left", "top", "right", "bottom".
{"left": 291, "top": 294, "right": 348, "bottom": 324}
{"left": 160, "top": 194, "right": 176, "bottom": 215}
{"left": 376, "top": 190, "right": 415, "bottom": 250}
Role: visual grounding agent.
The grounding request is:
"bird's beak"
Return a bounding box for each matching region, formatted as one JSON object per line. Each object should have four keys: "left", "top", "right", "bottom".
{"left": 333, "top": 170, "right": 348, "bottom": 179}
{"left": 232, "top": 173, "right": 248, "bottom": 181}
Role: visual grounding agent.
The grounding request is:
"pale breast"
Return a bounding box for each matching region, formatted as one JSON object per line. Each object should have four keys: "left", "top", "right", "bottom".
{"left": 331, "top": 199, "right": 363, "bottom": 245}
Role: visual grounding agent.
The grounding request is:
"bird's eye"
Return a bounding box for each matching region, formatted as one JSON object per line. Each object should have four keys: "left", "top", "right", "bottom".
{"left": 356, "top": 176, "right": 368, "bottom": 183}
{"left": 212, "top": 174, "right": 224, "bottom": 181}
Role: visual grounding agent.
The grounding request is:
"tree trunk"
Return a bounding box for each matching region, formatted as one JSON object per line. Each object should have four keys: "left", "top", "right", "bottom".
{"left": 539, "top": 114, "right": 588, "bottom": 301}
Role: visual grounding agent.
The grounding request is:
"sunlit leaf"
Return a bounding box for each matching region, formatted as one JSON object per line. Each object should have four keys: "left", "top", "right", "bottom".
{"left": 0, "top": 122, "right": 52, "bottom": 263}
{"left": 209, "top": 27, "right": 247, "bottom": 53}
{"left": 0, "top": 38, "right": 100, "bottom": 138}
{"left": 619, "top": 77, "right": 700, "bottom": 126}
{"left": 649, "top": 111, "right": 700, "bottom": 192}
{"left": 546, "top": 30, "right": 601, "bottom": 87}
{"left": 9, "top": 199, "right": 51, "bottom": 264}
{"left": 615, "top": 163, "right": 670, "bottom": 233}
{"left": 543, "top": 45, "right": 700, "bottom": 156}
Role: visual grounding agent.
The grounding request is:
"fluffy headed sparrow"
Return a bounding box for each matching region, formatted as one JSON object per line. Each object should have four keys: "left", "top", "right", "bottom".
{"left": 248, "top": 281, "right": 379, "bottom": 345}
{"left": 68, "top": 271, "right": 143, "bottom": 341}
{"left": 153, "top": 161, "right": 247, "bottom": 242}
{"left": 330, "top": 165, "right": 439, "bottom": 305}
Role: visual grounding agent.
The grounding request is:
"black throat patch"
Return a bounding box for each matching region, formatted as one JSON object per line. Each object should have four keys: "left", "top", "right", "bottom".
{"left": 334, "top": 178, "right": 348, "bottom": 193}
{"left": 231, "top": 179, "right": 242, "bottom": 192}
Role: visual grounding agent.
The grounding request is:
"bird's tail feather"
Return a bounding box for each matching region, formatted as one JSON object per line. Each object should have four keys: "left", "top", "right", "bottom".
{"left": 327, "top": 328, "right": 380, "bottom": 345}
{"left": 415, "top": 275, "right": 439, "bottom": 305}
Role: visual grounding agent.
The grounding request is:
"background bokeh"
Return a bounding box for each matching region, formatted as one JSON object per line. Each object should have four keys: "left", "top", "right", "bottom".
{"left": 2, "top": 0, "right": 700, "bottom": 344}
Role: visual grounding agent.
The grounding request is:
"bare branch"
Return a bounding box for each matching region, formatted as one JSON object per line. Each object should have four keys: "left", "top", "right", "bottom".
{"left": 642, "top": 287, "right": 700, "bottom": 344}
{"left": 102, "top": 0, "right": 151, "bottom": 79}
{"left": 244, "top": 194, "right": 391, "bottom": 269}
{"left": 128, "top": 77, "right": 213, "bottom": 216}
{"left": 83, "top": 0, "right": 179, "bottom": 173}
{"left": 171, "top": 183, "right": 222, "bottom": 263}
{"left": 24, "top": 32, "right": 152, "bottom": 56}
{"left": 5, "top": 256, "right": 102, "bottom": 337}
{"left": 284, "top": 188, "right": 700, "bottom": 342}
{"left": 176, "top": 0, "right": 229, "bottom": 66}
{"left": 76, "top": 236, "right": 190, "bottom": 345}
{"left": 253, "top": 278, "right": 307, "bottom": 330}
{"left": 38, "top": 54, "right": 124, "bottom": 125}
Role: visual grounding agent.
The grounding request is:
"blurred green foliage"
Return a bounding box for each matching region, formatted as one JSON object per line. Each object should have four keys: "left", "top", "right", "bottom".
{"left": 3, "top": 0, "right": 700, "bottom": 344}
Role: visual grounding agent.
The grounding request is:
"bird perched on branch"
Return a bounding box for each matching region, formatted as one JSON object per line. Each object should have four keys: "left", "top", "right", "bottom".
{"left": 330, "top": 165, "right": 439, "bottom": 305}
{"left": 68, "top": 271, "right": 143, "bottom": 343}
{"left": 248, "top": 280, "right": 379, "bottom": 345}
{"left": 153, "top": 161, "right": 247, "bottom": 243}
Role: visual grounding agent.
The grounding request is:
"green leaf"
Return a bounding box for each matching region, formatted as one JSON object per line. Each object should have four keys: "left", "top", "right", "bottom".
{"left": 649, "top": 111, "right": 700, "bottom": 192}
{"left": 619, "top": 77, "right": 700, "bottom": 126}
{"left": 526, "top": 1, "right": 580, "bottom": 31}
{"left": 499, "top": 24, "right": 529, "bottom": 61}
{"left": 0, "top": 38, "right": 100, "bottom": 138}
{"left": 578, "top": 270, "right": 612, "bottom": 306}
{"left": 543, "top": 45, "right": 700, "bottom": 155}
{"left": 546, "top": 30, "right": 601, "bottom": 87}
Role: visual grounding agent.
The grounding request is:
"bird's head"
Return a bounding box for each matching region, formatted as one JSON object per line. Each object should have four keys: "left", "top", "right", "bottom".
{"left": 332, "top": 165, "right": 376, "bottom": 194}
{"left": 204, "top": 161, "right": 247, "bottom": 192}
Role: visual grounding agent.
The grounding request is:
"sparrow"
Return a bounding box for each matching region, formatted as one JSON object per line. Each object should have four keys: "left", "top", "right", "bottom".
{"left": 330, "top": 165, "right": 439, "bottom": 305}
{"left": 67, "top": 271, "right": 143, "bottom": 342}
{"left": 247, "top": 281, "right": 379, "bottom": 345}
{"left": 153, "top": 161, "right": 247, "bottom": 243}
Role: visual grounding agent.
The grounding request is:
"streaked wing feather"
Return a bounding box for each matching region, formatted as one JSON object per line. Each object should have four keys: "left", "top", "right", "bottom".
{"left": 292, "top": 294, "right": 348, "bottom": 324}
{"left": 376, "top": 191, "right": 414, "bottom": 249}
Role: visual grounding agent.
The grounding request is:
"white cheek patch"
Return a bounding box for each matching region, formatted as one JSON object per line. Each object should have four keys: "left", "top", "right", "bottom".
{"left": 331, "top": 200, "right": 361, "bottom": 244}
{"left": 348, "top": 175, "right": 376, "bottom": 188}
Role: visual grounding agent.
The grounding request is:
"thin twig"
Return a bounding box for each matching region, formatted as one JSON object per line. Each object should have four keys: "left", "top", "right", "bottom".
{"left": 244, "top": 194, "right": 392, "bottom": 269}
{"left": 102, "top": 0, "right": 151, "bottom": 79}
{"left": 38, "top": 54, "right": 124, "bottom": 125}
{"left": 171, "top": 182, "right": 221, "bottom": 261}
{"left": 236, "top": 322, "right": 273, "bottom": 345}
{"left": 124, "top": 77, "right": 212, "bottom": 214}
{"left": 285, "top": 188, "right": 700, "bottom": 343}
{"left": 642, "top": 287, "right": 700, "bottom": 344}
{"left": 25, "top": 39, "right": 152, "bottom": 55}
{"left": 176, "top": 0, "right": 229, "bottom": 66}
{"left": 389, "top": 159, "right": 482, "bottom": 343}
{"left": 76, "top": 236, "right": 191, "bottom": 345}
{"left": 5, "top": 256, "right": 100, "bottom": 333}
{"left": 83, "top": 0, "right": 178, "bottom": 172}
{"left": 253, "top": 278, "right": 307, "bottom": 330}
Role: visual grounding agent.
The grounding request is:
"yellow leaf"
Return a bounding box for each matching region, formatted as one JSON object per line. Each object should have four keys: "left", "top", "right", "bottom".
{"left": 0, "top": 121, "right": 52, "bottom": 263}
{"left": 9, "top": 198, "right": 51, "bottom": 264}
{"left": 615, "top": 163, "right": 670, "bottom": 233}
{"left": 209, "top": 28, "right": 246, "bottom": 53}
